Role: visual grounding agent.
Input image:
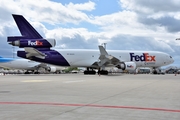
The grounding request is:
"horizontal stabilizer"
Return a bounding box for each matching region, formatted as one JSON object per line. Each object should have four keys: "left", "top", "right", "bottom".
{"left": 7, "top": 36, "right": 27, "bottom": 42}
{"left": 25, "top": 47, "right": 46, "bottom": 59}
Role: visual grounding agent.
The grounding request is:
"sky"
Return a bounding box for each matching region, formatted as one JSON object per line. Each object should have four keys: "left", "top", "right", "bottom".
{"left": 0, "top": 0, "right": 180, "bottom": 67}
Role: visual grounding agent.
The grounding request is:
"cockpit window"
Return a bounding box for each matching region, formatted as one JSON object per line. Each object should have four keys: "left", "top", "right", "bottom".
{"left": 170, "top": 56, "right": 172, "bottom": 58}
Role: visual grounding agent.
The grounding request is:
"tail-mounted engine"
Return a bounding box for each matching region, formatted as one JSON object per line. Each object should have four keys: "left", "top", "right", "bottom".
{"left": 116, "top": 62, "right": 136, "bottom": 71}
{"left": 8, "top": 38, "right": 56, "bottom": 48}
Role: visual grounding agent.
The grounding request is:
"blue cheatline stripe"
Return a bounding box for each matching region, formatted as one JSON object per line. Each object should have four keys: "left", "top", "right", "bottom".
{"left": 0, "top": 58, "right": 14, "bottom": 63}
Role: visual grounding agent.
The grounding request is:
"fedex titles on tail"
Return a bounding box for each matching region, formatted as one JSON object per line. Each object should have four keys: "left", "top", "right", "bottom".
{"left": 28, "top": 40, "right": 43, "bottom": 46}
{"left": 130, "top": 53, "right": 156, "bottom": 62}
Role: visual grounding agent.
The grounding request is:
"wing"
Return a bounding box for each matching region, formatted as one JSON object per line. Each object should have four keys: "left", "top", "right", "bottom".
{"left": 96, "top": 46, "right": 120, "bottom": 67}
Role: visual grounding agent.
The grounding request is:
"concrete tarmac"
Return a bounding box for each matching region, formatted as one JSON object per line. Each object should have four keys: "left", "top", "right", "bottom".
{"left": 0, "top": 73, "right": 180, "bottom": 120}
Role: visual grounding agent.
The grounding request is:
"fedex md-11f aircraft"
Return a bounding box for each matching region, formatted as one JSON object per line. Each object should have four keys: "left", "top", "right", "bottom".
{"left": 7, "top": 14, "right": 174, "bottom": 75}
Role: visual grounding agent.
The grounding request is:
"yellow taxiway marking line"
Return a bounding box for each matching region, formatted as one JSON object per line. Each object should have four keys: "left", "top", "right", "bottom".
{"left": 21, "top": 80, "right": 52, "bottom": 83}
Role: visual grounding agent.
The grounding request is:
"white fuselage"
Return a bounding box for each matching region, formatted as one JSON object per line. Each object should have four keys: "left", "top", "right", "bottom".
{"left": 56, "top": 49, "right": 174, "bottom": 68}
{"left": 0, "top": 59, "right": 40, "bottom": 70}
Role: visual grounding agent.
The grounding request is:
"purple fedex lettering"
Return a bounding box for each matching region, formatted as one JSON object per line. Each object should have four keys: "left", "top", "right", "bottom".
{"left": 130, "top": 53, "right": 156, "bottom": 62}
{"left": 130, "top": 53, "right": 145, "bottom": 61}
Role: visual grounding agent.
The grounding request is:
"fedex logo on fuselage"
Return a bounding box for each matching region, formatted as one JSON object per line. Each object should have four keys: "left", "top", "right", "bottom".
{"left": 127, "top": 65, "right": 134, "bottom": 68}
{"left": 130, "top": 53, "right": 156, "bottom": 62}
{"left": 28, "top": 40, "right": 43, "bottom": 46}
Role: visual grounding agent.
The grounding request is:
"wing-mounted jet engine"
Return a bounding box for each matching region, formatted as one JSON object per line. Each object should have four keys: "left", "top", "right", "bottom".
{"left": 85, "top": 46, "right": 137, "bottom": 75}
{"left": 116, "top": 62, "right": 136, "bottom": 71}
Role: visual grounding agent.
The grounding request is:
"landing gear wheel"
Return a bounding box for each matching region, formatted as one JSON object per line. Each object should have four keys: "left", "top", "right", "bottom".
{"left": 99, "top": 70, "right": 108, "bottom": 75}
{"left": 34, "top": 72, "right": 40, "bottom": 74}
{"left": 153, "top": 70, "right": 157, "bottom": 74}
{"left": 84, "top": 70, "right": 96, "bottom": 75}
{"left": 24, "top": 71, "right": 30, "bottom": 74}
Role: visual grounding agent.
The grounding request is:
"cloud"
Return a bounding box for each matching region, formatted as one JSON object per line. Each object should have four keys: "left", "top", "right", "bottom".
{"left": 120, "top": 0, "right": 180, "bottom": 13}
{"left": 92, "top": 34, "right": 175, "bottom": 60}
{"left": 0, "top": 0, "right": 95, "bottom": 25}
{"left": 142, "top": 16, "right": 180, "bottom": 32}
{"left": 31, "top": 22, "right": 47, "bottom": 38}
{"left": 90, "top": 11, "right": 138, "bottom": 27}
{"left": 66, "top": 1, "right": 95, "bottom": 11}
{"left": 0, "top": 35, "right": 14, "bottom": 58}
{"left": 55, "top": 34, "right": 99, "bottom": 49}
{"left": 45, "top": 27, "right": 100, "bottom": 49}
{"left": 119, "top": 0, "right": 180, "bottom": 33}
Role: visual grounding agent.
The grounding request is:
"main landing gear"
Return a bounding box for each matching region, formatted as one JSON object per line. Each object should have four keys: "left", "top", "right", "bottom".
{"left": 98, "top": 69, "right": 108, "bottom": 75}
{"left": 83, "top": 68, "right": 109, "bottom": 75}
{"left": 84, "top": 68, "right": 96, "bottom": 75}
{"left": 24, "top": 71, "right": 30, "bottom": 74}
{"left": 24, "top": 70, "right": 40, "bottom": 74}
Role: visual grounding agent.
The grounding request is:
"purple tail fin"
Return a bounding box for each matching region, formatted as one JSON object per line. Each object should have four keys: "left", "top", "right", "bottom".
{"left": 11, "top": 14, "right": 43, "bottom": 39}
